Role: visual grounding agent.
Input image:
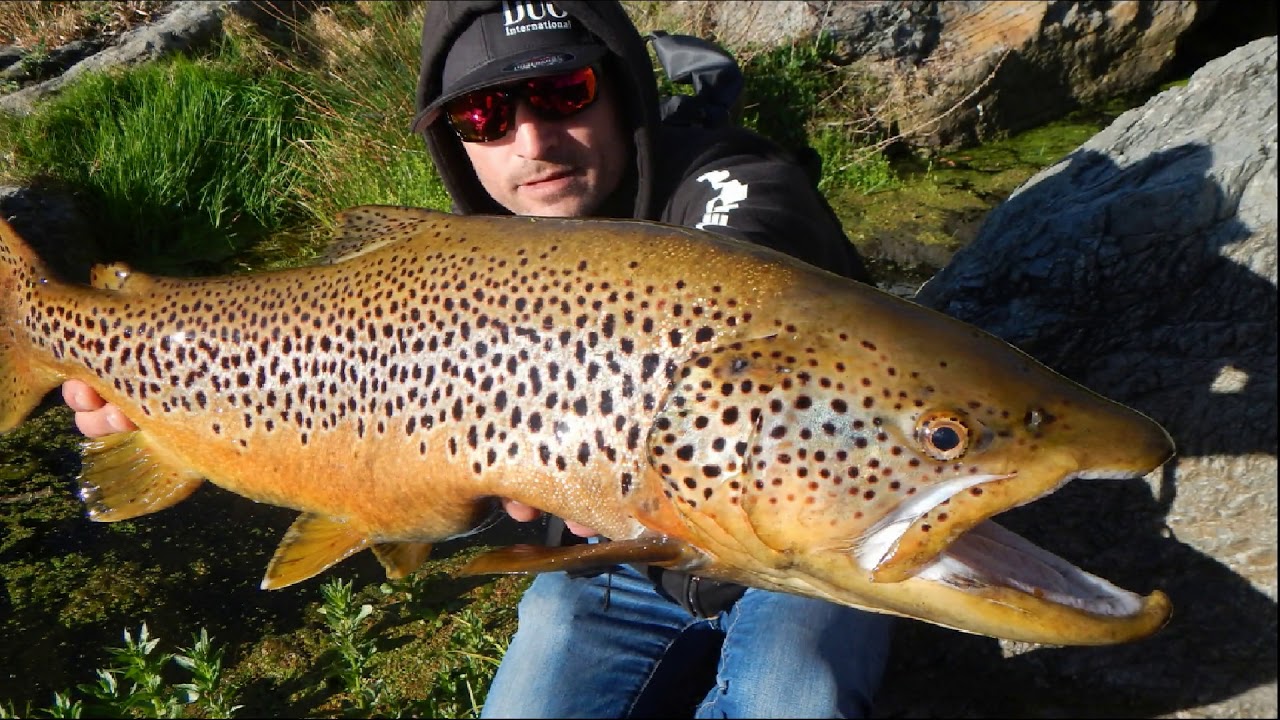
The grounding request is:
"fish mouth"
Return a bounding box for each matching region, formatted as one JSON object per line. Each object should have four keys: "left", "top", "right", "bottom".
{"left": 917, "top": 519, "right": 1146, "bottom": 618}
{"left": 855, "top": 469, "right": 1159, "bottom": 623}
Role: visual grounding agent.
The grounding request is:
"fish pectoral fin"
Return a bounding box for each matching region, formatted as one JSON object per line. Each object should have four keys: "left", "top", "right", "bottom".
{"left": 79, "top": 431, "right": 205, "bottom": 522}
{"left": 371, "top": 542, "right": 433, "bottom": 580}
{"left": 262, "top": 513, "right": 370, "bottom": 590}
{"left": 460, "top": 537, "right": 698, "bottom": 577}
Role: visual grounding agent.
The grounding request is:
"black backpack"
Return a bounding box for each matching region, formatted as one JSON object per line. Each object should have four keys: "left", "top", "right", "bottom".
{"left": 648, "top": 30, "right": 743, "bottom": 130}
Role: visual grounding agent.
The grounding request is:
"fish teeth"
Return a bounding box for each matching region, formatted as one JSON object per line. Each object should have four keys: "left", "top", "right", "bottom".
{"left": 855, "top": 473, "right": 1013, "bottom": 573}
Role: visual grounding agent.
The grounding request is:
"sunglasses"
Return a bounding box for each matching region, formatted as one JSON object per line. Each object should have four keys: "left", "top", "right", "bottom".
{"left": 443, "top": 66, "right": 599, "bottom": 143}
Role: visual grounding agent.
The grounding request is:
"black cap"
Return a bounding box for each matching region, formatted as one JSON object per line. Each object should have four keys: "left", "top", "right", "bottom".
{"left": 412, "top": 2, "right": 606, "bottom": 133}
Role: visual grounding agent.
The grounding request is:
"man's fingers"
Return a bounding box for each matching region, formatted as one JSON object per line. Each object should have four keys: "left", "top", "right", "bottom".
{"left": 501, "top": 499, "right": 542, "bottom": 522}
{"left": 61, "top": 380, "right": 105, "bottom": 412}
{"left": 499, "top": 500, "right": 600, "bottom": 538}
{"left": 72, "top": 404, "right": 138, "bottom": 438}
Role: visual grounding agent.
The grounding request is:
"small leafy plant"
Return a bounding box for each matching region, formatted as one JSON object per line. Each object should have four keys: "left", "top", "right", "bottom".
{"left": 0, "top": 624, "right": 241, "bottom": 719}
{"left": 317, "top": 577, "right": 386, "bottom": 713}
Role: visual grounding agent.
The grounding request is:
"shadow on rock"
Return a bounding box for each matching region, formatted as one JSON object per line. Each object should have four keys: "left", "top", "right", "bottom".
{"left": 899, "top": 53, "right": 1277, "bottom": 714}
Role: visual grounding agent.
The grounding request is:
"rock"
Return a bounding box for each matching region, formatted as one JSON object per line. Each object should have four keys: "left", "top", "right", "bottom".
{"left": 0, "top": 45, "right": 24, "bottom": 72}
{"left": 0, "top": 38, "right": 105, "bottom": 84}
{"left": 0, "top": 0, "right": 303, "bottom": 116}
{"left": 662, "top": 1, "right": 1272, "bottom": 149}
{"left": 873, "top": 36, "right": 1277, "bottom": 718}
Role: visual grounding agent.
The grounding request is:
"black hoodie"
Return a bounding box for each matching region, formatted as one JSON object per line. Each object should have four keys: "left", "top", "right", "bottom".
{"left": 416, "top": 0, "right": 659, "bottom": 219}
{"left": 415, "top": 0, "right": 869, "bottom": 283}
{"left": 414, "top": 0, "right": 871, "bottom": 617}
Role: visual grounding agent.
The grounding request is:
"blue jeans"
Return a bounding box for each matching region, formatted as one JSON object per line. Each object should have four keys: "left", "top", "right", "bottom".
{"left": 480, "top": 564, "right": 892, "bottom": 718}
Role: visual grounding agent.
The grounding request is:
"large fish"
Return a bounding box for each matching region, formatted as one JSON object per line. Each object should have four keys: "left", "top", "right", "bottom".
{"left": 1, "top": 206, "right": 1174, "bottom": 645}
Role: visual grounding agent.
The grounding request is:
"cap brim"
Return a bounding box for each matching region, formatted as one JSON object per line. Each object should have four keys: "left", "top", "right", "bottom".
{"left": 412, "top": 44, "right": 606, "bottom": 134}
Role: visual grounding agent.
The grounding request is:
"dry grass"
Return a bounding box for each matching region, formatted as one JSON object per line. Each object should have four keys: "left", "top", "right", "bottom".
{"left": 0, "top": 0, "right": 167, "bottom": 49}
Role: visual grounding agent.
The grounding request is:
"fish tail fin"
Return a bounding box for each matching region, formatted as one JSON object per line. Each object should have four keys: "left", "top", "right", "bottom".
{"left": 0, "top": 217, "right": 63, "bottom": 433}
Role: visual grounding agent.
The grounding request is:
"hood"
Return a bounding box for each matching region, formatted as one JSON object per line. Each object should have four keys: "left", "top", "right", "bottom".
{"left": 415, "top": 0, "right": 660, "bottom": 218}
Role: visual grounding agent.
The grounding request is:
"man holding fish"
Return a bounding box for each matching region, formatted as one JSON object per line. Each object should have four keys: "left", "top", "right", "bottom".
{"left": 61, "top": 0, "right": 894, "bottom": 717}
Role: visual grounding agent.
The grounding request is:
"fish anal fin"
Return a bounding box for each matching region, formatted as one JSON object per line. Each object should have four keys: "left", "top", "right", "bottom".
{"left": 262, "top": 513, "right": 369, "bottom": 590}
{"left": 79, "top": 431, "right": 205, "bottom": 522}
{"left": 460, "top": 537, "right": 700, "bottom": 577}
{"left": 371, "top": 542, "right": 433, "bottom": 580}
{"left": 324, "top": 206, "right": 449, "bottom": 264}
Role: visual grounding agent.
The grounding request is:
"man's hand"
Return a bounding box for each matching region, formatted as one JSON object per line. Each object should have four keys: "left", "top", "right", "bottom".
{"left": 501, "top": 499, "right": 599, "bottom": 538}
{"left": 61, "top": 380, "right": 136, "bottom": 437}
{"left": 61, "top": 380, "right": 598, "bottom": 537}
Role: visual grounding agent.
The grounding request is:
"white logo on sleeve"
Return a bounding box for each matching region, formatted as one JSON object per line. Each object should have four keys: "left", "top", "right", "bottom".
{"left": 695, "top": 170, "right": 749, "bottom": 230}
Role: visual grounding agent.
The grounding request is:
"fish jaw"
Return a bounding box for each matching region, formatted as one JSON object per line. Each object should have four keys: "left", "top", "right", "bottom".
{"left": 706, "top": 518, "right": 1173, "bottom": 645}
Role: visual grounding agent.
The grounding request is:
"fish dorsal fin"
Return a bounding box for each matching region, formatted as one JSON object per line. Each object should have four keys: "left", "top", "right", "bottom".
{"left": 371, "top": 542, "right": 433, "bottom": 580}
{"left": 323, "top": 205, "right": 450, "bottom": 264}
{"left": 262, "top": 513, "right": 369, "bottom": 589}
{"left": 459, "top": 537, "right": 699, "bottom": 577}
{"left": 79, "top": 431, "right": 205, "bottom": 522}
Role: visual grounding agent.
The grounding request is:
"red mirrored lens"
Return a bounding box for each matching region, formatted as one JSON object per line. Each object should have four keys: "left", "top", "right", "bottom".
{"left": 445, "top": 89, "right": 515, "bottom": 143}
{"left": 444, "top": 66, "right": 598, "bottom": 143}
{"left": 525, "top": 66, "right": 598, "bottom": 116}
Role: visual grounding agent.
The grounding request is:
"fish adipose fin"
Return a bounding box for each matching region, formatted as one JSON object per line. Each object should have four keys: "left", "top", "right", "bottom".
{"left": 79, "top": 431, "right": 206, "bottom": 522}
{"left": 460, "top": 537, "right": 696, "bottom": 577}
{"left": 262, "top": 513, "right": 370, "bottom": 590}
{"left": 372, "top": 542, "right": 433, "bottom": 580}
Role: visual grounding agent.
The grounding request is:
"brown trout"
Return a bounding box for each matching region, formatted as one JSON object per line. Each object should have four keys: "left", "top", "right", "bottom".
{"left": 1, "top": 206, "right": 1174, "bottom": 645}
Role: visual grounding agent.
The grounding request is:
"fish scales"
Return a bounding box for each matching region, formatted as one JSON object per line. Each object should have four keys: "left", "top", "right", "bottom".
{"left": 1, "top": 206, "right": 1177, "bottom": 645}
{"left": 11, "top": 211, "right": 841, "bottom": 538}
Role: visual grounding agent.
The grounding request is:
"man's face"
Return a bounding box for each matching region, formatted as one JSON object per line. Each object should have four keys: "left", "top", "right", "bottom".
{"left": 460, "top": 80, "right": 629, "bottom": 218}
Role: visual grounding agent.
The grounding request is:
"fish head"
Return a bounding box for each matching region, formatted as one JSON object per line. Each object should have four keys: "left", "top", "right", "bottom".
{"left": 642, "top": 288, "right": 1174, "bottom": 644}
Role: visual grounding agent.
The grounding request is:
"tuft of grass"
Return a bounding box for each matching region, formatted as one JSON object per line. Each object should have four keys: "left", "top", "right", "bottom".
{"left": 259, "top": 2, "right": 449, "bottom": 226}
{"left": 0, "top": 54, "right": 310, "bottom": 274}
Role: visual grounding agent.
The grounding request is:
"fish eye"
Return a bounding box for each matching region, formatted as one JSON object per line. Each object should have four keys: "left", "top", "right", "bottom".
{"left": 915, "top": 411, "right": 971, "bottom": 461}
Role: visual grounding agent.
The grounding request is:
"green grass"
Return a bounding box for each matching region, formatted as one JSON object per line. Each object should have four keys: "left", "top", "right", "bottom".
{"left": 0, "top": 2, "right": 450, "bottom": 275}
{"left": 272, "top": 1, "right": 450, "bottom": 222}
{"left": 0, "top": 55, "right": 308, "bottom": 274}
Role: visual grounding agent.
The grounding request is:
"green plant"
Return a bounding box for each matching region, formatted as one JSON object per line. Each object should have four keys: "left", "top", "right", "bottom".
{"left": 16, "top": 41, "right": 50, "bottom": 74}
{"left": 262, "top": 1, "right": 450, "bottom": 221}
{"left": 0, "top": 624, "right": 241, "bottom": 719}
{"left": 173, "top": 628, "right": 243, "bottom": 718}
{"left": 317, "top": 577, "right": 385, "bottom": 713}
{"left": 80, "top": 623, "right": 187, "bottom": 718}
{"left": 733, "top": 34, "right": 898, "bottom": 195}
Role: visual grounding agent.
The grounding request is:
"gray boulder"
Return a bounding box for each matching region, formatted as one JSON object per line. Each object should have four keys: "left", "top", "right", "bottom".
{"left": 873, "top": 36, "right": 1276, "bottom": 718}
